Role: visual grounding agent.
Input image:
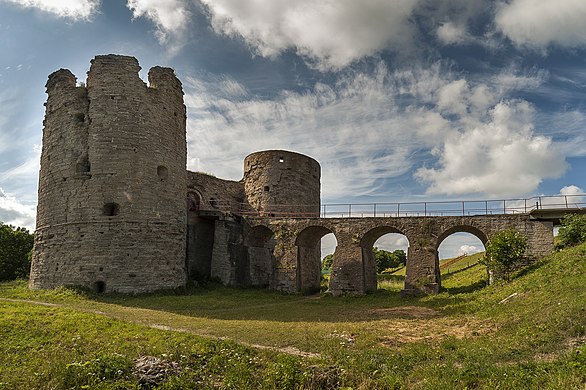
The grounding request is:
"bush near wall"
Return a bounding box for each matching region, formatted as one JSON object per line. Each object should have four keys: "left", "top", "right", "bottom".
{"left": 0, "top": 222, "right": 34, "bottom": 281}
{"left": 556, "top": 214, "right": 586, "bottom": 249}
{"left": 483, "top": 229, "right": 527, "bottom": 283}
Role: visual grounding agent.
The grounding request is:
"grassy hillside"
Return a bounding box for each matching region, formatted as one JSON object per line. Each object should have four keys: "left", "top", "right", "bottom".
{"left": 0, "top": 243, "right": 585, "bottom": 389}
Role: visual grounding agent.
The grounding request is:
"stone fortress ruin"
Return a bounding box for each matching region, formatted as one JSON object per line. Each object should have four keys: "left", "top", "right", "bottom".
{"left": 29, "top": 55, "right": 555, "bottom": 296}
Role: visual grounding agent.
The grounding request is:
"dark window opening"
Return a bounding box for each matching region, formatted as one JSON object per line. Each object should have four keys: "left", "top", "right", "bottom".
{"left": 209, "top": 198, "right": 218, "bottom": 208}
{"left": 74, "top": 113, "right": 85, "bottom": 124}
{"left": 264, "top": 185, "right": 270, "bottom": 192}
{"left": 102, "top": 202, "right": 120, "bottom": 216}
{"left": 94, "top": 281, "right": 106, "bottom": 293}
{"left": 76, "top": 161, "right": 91, "bottom": 174}
{"left": 157, "top": 165, "right": 169, "bottom": 180}
{"left": 279, "top": 157, "right": 284, "bottom": 163}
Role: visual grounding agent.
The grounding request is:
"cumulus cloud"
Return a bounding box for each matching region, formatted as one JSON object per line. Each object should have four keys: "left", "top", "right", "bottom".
{"left": 560, "top": 185, "right": 584, "bottom": 195}
{"left": 127, "top": 0, "right": 190, "bottom": 49}
{"left": 0, "top": 187, "right": 35, "bottom": 231}
{"left": 559, "top": 185, "right": 585, "bottom": 208}
{"left": 200, "top": 0, "right": 419, "bottom": 70}
{"left": 1, "top": 0, "right": 99, "bottom": 19}
{"left": 457, "top": 244, "right": 480, "bottom": 256}
{"left": 185, "top": 60, "right": 567, "bottom": 200}
{"left": 496, "top": 0, "right": 586, "bottom": 48}
{"left": 416, "top": 101, "right": 567, "bottom": 197}
{"left": 185, "top": 63, "right": 439, "bottom": 200}
{"left": 437, "top": 22, "right": 470, "bottom": 45}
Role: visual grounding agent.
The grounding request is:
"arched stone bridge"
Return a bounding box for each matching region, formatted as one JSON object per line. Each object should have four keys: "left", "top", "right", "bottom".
{"left": 244, "top": 214, "right": 554, "bottom": 296}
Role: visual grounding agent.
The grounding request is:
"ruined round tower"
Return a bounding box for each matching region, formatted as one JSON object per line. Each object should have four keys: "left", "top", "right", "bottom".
{"left": 29, "top": 55, "right": 187, "bottom": 293}
{"left": 243, "top": 150, "right": 320, "bottom": 216}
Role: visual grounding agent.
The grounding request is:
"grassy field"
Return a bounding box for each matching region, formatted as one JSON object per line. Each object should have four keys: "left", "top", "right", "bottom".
{"left": 0, "top": 244, "right": 585, "bottom": 389}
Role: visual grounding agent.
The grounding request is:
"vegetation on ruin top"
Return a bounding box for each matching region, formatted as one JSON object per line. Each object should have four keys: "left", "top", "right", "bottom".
{"left": 0, "top": 242, "right": 585, "bottom": 389}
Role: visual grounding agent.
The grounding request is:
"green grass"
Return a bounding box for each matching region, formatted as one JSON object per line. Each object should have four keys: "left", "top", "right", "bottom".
{"left": 1, "top": 243, "right": 585, "bottom": 389}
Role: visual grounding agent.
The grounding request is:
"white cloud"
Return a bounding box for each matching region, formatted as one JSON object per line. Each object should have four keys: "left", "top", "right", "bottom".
{"left": 0, "top": 187, "right": 35, "bottom": 231}
{"left": 457, "top": 244, "right": 480, "bottom": 256}
{"left": 126, "top": 0, "right": 190, "bottom": 49}
{"left": 185, "top": 60, "right": 568, "bottom": 200}
{"left": 1, "top": 0, "right": 99, "bottom": 19}
{"left": 185, "top": 63, "right": 439, "bottom": 200}
{"left": 559, "top": 185, "right": 585, "bottom": 209}
{"left": 437, "top": 22, "right": 470, "bottom": 45}
{"left": 560, "top": 185, "right": 584, "bottom": 195}
{"left": 496, "top": 0, "right": 586, "bottom": 48}
{"left": 200, "top": 0, "right": 419, "bottom": 70}
{"left": 415, "top": 101, "right": 567, "bottom": 197}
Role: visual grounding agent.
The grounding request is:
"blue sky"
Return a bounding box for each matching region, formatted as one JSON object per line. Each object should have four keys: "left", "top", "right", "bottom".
{"left": 1, "top": 0, "right": 585, "bottom": 257}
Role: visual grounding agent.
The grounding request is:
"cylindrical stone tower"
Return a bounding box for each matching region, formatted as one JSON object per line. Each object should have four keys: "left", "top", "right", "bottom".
{"left": 29, "top": 55, "right": 187, "bottom": 293}
{"left": 243, "top": 150, "right": 320, "bottom": 216}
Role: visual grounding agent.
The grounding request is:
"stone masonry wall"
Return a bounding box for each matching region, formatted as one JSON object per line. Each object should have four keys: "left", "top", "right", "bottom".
{"left": 29, "top": 55, "right": 187, "bottom": 293}
{"left": 243, "top": 150, "right": 320, "bottom": 216}
{"left": 246, "top": 214, "right": 554, "bottom": 295}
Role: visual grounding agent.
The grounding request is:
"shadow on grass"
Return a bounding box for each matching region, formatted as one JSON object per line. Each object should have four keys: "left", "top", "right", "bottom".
{"left": 81, "top": 281, "right": 444, "bottom": 323}
{"left": 441, "top": 262, "right": 481, "bottom": 279}
{"left": 443, "top": 279, "right": 487, "bottom": 295}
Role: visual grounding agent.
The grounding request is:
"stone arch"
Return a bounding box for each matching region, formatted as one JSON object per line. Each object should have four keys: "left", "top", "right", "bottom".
{"left": 436, "top": 225, "right": 489, "bottom": 249}
{"left": 433, "top": 224, "right": 488, "bottom": 288}
{"left": 295, "top": 225, "right": 336, "bottom": 293}
{"left": 187, "top": 190, "right": 202, "bottom": 211}
{"left": 245, "top": 225, "right": 275, "bottom": 287}
{"left": 360, "top": 226, "right": 411, "bottom": 292}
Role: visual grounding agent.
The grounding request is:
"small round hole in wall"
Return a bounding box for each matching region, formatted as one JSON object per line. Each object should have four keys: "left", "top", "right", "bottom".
{"left": 279, "top": 157, "right": 284, "bottom": 163}
{"left": 157, "top": 165, "right": 169, "bottom": 180}
{"left": 102, "top": 202, "right": 119, "bottom": 216}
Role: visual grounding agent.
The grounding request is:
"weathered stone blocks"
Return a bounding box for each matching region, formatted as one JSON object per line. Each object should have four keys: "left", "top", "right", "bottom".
{"left": 30, "top": 55, "right": 187, "bottom": 293}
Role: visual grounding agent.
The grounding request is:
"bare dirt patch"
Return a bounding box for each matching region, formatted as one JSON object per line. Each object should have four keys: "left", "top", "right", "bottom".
{"left": 377, "top": 317, "right": 495, "bottom": 348}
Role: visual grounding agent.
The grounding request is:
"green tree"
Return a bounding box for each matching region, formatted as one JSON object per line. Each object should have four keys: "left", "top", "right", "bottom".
{"left": 556, "top": 214, "right": 586, "bottom": 249}
{"left": 322, "top": 254, "right": 333, "bottom": 272}
{"left": 483, "top": 229, "right": 527, "bottom": 283}
{"left": 392, "top": 249, "right": 407, "bottom": 266}
{"left": 373, "top": 247, "right": 403, "bottom": 273}
{"left": 0, "top": 222, "right": 34, "bottom": 281}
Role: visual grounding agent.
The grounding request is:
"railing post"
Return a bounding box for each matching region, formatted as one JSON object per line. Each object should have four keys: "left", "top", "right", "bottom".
{"left": 374, "top": 203, "right": 377, "bottom": 218}
{"left": 349, "top": 204, "right": 352, "bottom": 217}
{"left": 538, "top": 196, "right": 542, "bottom": 209}
{"left": 485, "top": 201, "right": 488, "bottom": 215}
{"left": 397, "top": 203, "right": 400, "bottom": 217}
{"left": 524, "top": 199, "right": 527, "bottom": 213}
{"left": 503, "top": 200, "right": 506, "bottom": 214}
{"left": 424, "top": 202, "right": 427, "bottom": 216}
{"left": 565, "top": 195, "right": 568, "bottom": 208}
{"left": 462, "top": 201, "right": 465, "bottom": 216}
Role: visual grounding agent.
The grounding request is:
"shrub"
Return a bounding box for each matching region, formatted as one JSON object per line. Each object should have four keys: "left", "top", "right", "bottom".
{"left": 0, "top": 222, "right": 34, "bottom": 281}
{"left": 483, "top": 229, "right": 527, "bottom": 283}
{"left": 556, "top": 214, "right": 586, "bottom": 249}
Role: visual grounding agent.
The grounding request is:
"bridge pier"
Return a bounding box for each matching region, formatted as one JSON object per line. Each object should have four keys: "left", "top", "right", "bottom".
{"left": 328, "top": 232, "right": 377, "bottom": 296}
{"left": 402, "top": 238, "right": 441, "bottom": 296}
{"left": 270, "top": 230, "right": 298, "bottom": 293}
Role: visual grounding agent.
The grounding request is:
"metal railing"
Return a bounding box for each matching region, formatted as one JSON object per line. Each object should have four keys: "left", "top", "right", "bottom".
{"left": 193, "top": 194, "right": 586, "bottom": 219}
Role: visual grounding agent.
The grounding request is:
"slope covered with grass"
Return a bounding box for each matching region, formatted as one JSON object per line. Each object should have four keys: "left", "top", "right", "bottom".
{"left": 0, "top": 243, "right": 584, "bottom": 389}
